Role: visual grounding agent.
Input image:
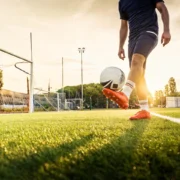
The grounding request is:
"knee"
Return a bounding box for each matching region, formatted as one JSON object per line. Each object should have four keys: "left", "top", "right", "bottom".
{"left": 131, "top": 54, "right": 145, "bottom": 68}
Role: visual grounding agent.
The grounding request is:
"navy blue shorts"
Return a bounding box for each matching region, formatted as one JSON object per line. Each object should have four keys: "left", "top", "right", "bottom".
{"left": 128, "top": 31, "right": 158, "bottom": 68}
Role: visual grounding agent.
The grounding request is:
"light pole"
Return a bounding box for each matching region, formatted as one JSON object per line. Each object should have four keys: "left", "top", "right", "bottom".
{"left": 78, "top": 47, "right": 85, "bottom": 110}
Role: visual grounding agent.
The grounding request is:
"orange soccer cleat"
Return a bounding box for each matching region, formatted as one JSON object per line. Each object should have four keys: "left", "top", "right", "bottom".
{"left": 129, "top": 110, "right": 151, "bottom": 120}
{"left": 102, "top": 88, "right": 129, "bottom": 109}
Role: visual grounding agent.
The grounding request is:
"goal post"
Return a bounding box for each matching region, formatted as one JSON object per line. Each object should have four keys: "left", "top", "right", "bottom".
{"left": 0, "top": 33, "right": 34, "bottom": 113}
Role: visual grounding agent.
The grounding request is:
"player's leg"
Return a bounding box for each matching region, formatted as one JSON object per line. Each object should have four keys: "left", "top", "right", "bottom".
{"left": 129, "top": 32, "right": 158, "bottom": 120}
{"left": 103, "top": 31, "right": 158, "bottom": 111}
{"left": 136, "top": 72, "right": 149, "bottom": 111}
{"left": 121, "top": 53, "right": 145, "bottom": 97}
{"left": 129, "top": 72, "right": 151, "bottom": 120}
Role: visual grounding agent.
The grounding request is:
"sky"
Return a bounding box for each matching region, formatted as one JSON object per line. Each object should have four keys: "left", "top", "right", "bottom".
{"left": 0, "top": 0, "right": 180, "bottom": 95}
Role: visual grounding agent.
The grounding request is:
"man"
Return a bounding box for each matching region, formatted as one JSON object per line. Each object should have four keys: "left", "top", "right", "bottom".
{"left": 102, "top": 0, "right": 171, "bottom": 120}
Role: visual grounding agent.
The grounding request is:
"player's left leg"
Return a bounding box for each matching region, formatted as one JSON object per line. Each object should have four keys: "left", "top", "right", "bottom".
{"left": 129, "top": 31, "right": 158, "bottom": 120}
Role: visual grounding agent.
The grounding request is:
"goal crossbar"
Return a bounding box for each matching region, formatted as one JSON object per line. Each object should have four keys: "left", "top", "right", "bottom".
{"left": 0, "top": 49, "right": 32, "bottom": 63}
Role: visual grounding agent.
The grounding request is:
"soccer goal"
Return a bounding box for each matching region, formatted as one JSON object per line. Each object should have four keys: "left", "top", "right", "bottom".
{"left": 33, "top": 88, "right": 83, "bottom": 111}
{"left": 0, "top": 33, "right": 34, "bottom": 113}
{"left": 65, "top": 98, "right": 83, "bottom": 110}
{"left": 34, "top": 88, "right": 66, "bottom": 111}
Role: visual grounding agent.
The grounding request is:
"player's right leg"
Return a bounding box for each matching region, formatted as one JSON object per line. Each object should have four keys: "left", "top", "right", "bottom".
{"left": 129, "top": 31, "right": 158, "bottom": 120}
{"left": 129, "top": 74, "right": 151, "bottom": 120}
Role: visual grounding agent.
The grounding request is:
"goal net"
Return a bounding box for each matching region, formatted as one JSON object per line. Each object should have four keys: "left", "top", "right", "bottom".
{"left": 34, "top": 88, "right": 83, "bottom": 111}
{"left": 34, "top": 88, "right": 66, "bottom": 111}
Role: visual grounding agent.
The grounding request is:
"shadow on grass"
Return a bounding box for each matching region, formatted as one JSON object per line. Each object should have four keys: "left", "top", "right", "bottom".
{"left": 1, "top": 121, "right": 149, "bottom": 180}
{"left": 1, "top": 120, "right": 180, "bottom": 180}
{"left": 59, "top": 120, "right": 151, "bottom": 180}
{"left": 56, "top": 120, "right": 179, "bottom": 180}
{"left": 0, "top": 134, "right": 94, "bottom": 180}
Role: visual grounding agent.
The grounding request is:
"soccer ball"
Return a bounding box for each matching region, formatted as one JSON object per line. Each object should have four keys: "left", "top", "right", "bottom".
{"left": 100, "top": 66, "right": 125, "bottom": 91}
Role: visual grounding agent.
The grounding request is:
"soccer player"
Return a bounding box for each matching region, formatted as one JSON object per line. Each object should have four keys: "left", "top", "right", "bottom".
{"left": 103, "top": 0, "right": 171, "bottom": 120}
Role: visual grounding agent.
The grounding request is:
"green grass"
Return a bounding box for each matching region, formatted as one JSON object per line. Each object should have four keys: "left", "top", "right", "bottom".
{"left": 0, "top": 109, "right": 180, "bottom": 180}
{"left": 152, "top": 108, "right": 180, "bottom": 118}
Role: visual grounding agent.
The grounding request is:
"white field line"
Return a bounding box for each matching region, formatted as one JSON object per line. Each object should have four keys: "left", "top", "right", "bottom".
{"left": 151, "top": 112, "right": 180, "bottom": 124}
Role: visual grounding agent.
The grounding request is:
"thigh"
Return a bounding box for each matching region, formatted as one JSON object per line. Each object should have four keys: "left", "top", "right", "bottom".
{"left": 128, "top": 41, "right": 136, "bottom": 68}
{"left": 134, "top": 31, "right": 158, "bottom": 68}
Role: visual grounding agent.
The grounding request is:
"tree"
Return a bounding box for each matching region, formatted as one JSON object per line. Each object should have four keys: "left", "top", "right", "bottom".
{"left": 154, "top": 90, "right": 164, "bottom": 107}
{"left": 58, "top": 83, "right": 107, "bottom": 109}
{"left": 168, "top": 77, "right": 177, "bottom": 96}
{"left": 0, "top": 69, "right": 3, "bottom": 90}
{"left": 164, "top": 84, "right": 169, "bottom": 96}
{"left": 83, "top": 83, "right": 107, "bottom": 108}
{"left": 158, "top": 90, "right": 164, "bottom": 106}
{"left": 159, "top": 90, "right": 164, "bottom": 98}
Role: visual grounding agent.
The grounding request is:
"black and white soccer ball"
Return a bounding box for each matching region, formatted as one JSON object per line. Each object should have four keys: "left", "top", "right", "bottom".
{"left": 100, "top": 67, "right": 125, "bottom": 91}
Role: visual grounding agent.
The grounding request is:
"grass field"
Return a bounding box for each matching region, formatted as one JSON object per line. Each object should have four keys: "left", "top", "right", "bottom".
{"left": 0, "top": 108, "right": 180, "bottom": 180}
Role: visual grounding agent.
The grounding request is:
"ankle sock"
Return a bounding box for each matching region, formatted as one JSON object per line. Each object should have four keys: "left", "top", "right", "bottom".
{"left": 121, "top": 80, "right": 135, "bottom": 99}
{"left": 139, "top": 100, "right": 149, "bottom": 111}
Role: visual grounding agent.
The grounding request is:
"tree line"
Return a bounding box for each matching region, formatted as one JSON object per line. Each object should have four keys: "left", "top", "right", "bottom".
{"left": 58, "top": 77, "right": 179, "bottom": 109}
{"left": 57, "top": 83, "right": 154, "bottom": 109}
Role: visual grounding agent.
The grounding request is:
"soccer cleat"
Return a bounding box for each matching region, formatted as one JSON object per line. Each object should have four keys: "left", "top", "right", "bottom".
{"left": 102, "top": 88, "right": 129, "bottom": 109}
{"left": 129, "top": 110, "right": 151, "bottom": 120}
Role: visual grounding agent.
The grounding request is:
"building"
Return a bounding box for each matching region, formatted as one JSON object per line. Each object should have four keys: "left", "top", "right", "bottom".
{"left": 166, "top": 97, "right": 180, "bottom": 108}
